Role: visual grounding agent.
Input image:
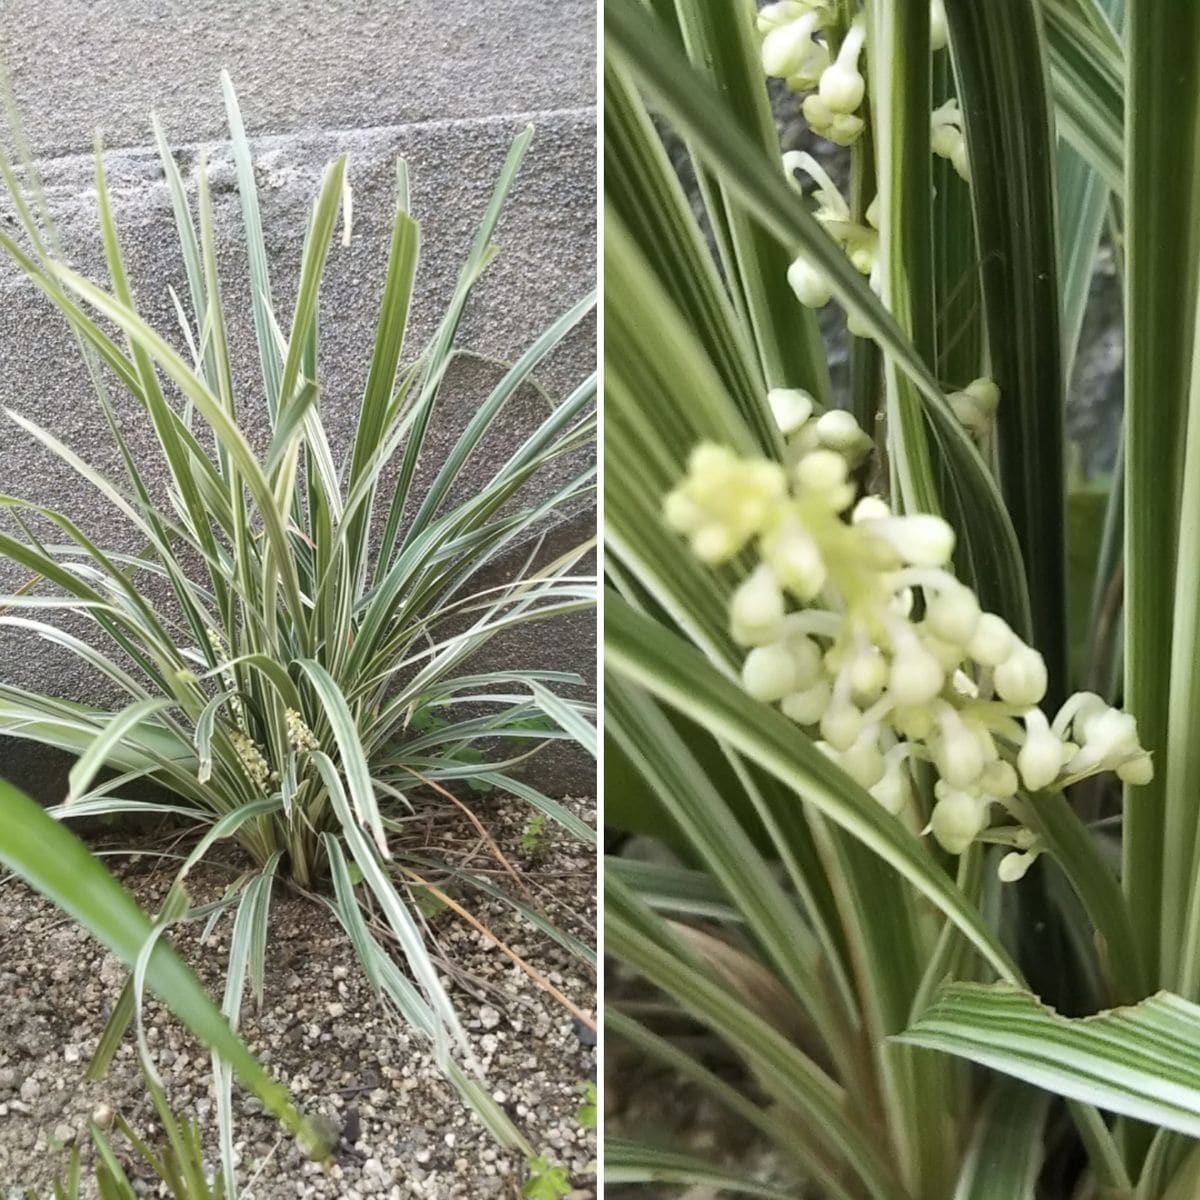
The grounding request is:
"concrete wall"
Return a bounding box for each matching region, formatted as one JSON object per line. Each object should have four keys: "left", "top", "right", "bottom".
{"left": 0, "top": 1, "right": 596, "bottom": 801}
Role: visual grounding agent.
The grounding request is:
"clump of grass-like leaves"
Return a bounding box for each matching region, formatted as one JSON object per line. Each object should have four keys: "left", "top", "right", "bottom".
{"left": 0, "top": 74, "right": 595, "bottom": 1181}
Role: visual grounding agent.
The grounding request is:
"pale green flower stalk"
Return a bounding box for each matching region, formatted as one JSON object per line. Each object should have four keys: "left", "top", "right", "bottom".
{"left": 664, "top": 400, "right": 1151, "bottom": 880}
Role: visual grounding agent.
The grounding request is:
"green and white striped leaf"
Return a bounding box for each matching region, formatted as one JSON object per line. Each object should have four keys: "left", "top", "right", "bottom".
{"left": 899, "top": 982, "right": 1200, "bottom": 1138}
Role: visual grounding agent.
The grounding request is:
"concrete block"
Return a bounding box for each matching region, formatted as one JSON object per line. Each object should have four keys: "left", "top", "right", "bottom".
{"left": 3, "top": 0, "right": 594, "bottom": 156}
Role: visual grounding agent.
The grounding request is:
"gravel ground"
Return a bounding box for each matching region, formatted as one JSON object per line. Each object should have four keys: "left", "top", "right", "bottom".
{"left": 0, "top": 795, "right": 597, "bottom": 1198}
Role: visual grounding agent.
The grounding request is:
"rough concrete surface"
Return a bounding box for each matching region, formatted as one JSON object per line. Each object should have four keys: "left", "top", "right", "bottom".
{"left": 0, "top": 2, "right": 597, "bottom": 799}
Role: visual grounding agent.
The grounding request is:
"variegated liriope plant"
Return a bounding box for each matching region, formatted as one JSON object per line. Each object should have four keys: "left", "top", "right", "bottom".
{"left": 605, "top": 0, "right": 1200, "bottom": 1197}
{"left": 0, "top": 76, "right": 595, "bottom": 1189}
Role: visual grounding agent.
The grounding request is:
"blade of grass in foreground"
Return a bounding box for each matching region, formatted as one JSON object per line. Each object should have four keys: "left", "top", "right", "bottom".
{"left": 946, "top": 0, "right": 1068, "bottom": 704}
{"left": 953, "top": 1081, "right": 1048, "bottom": 1200}
{"left": 0, "top": 779, "right": 332, "bottom": 1160}
{"left": 1125, "top": 0, "right": 1200, "bottom": 991}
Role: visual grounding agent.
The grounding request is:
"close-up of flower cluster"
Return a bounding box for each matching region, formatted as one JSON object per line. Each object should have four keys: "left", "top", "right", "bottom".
{"left": 664, "top": 396, "right": 1151, "bottom": 881}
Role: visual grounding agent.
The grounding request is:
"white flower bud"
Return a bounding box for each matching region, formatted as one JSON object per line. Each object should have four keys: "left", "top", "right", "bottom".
{"left": 1069, "top": 707, "right": 1142, "bottom": 775}
{"left": 889, "top": 643, "right": 945, "bottom": 706}
{"left": 870, "top": 749, "right": 912, "bottom": 815}
{"left": 998, "top": 850, "right": 1037, "bottom": 883}
{"left": 840, "top": 729, "right": 885, "bottom": 789}
{"left": 930, "top": 789, "right": 989, "bottom": 854}
{"left": 691, "top": 523, "right": 739, "bottom": 564}
{"left": 757, "top": 1, "right": 807, "bottom": 34}
{"left": 788, "top": 255, "right": 833, "bottom": 308}
{"left": 846, "top": 305, "right": 871, "bottom": 338}
{"left": 763, "top": 520, "right": 827, "bottom": 599}
{"left": 815, "top": 409, "right": 872, "bottom": 466}
{"left": 782, "top": 680, "right": 832, "bottom": 725}
{"left": 980, "top": 759, "right": 1019, "bottom": 797}
{"left": 762, "top": 13, "right": 822, "bottom": 79}
{"left": 768, "top": 387, "right": 815, "bottom": 435}
{"left": 993, "top": 645, "right": 1048, "bottom": 707}
{"left": 846, "top": 237, "right": 876, "bottom": 276}
{"left": 923, "top": 630, "right": 968, "bottom": 672}
{"left": 948, "top": 390, "right": 989, "bottom": 434}
{"left": 932, "top": 98, "right": 970, "bottom": 181}
{"left": 948, "top": 378, "right": 999, "bottom": 436}
{"left": 868, "top": 515, "right": 955, "bottom": 566}
{"left": 932, "top": 125, "right": 962, "bottom": 162}
{"left": 663, "top": 489, "right": 705, "bottom": 533}
{"left": 1118, "top": 753, "right": 1154, "bottom": 786}
{"left": 1091, "top": 708, "right": 1140, "bottom": 758}
{"left": 736, "top": 461, "right": 789, "bottom": 526}
{"left": 789, "top": 634, "right": 824, "bottom": 687}
{"left": 731, "top": 565, "right": 785, "bottom": 645}
{"left": 795, "top": 447, "right": 848, "bottom": 493}
{"left": 934, "top": 710, "right": 985, "bottom": 789}
{"left": 965, "top": 377, "right": 1000, "bottom": 415}
{"left": 742, "top": 643, "right": 799, "bottom": 702}
{"left": 821, "top": 699, "right": 863, "bottom": 752}
{"left": 815, "top": 408, "right": 861, "bottom": 449}
{"left": 817, "top": 21, "right": 866, "bottom": 115}
{"left": 849, "top": 748, "right": 888, "bottom": 796}
{"left": 1059, "top": 691, "right": 1108, "bottom": 741}
{"left": 803, "top": 93, "right": 865, "bottom": 145}
{"left": 688, "top": 442, "right": 734, "bottom": 476}
{"left": 1018, "top": 708, "right": 1066, "bottom": 791}
{"left": 968, "top": 613, "right": 1013, "bottom": 666}
{"left": 925, "top": 584, "right": 981, "bottom": 646}
{"left": 818, "top": 62, "right": 865, "bottom": 114}
{"left": 930, "top": 0, "right": 948, "bottom": 50}
{"left": 951, "top": 141, "right": 970, "bottom": 182}
{"left": 891, "top": 703, "right": 935, "bottom": 741}
{"left": 852, "top": 495, "right": 891, "bottom": 523}
{"left": 847, "top": 647, "right": 888, "bottom": 702}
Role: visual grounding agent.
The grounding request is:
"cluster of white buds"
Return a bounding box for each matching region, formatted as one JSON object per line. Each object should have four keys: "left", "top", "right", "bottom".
{"left": 932, "top": 97, "right": 970, "bottom": 182}
{"left": 947, "top": 377, "right": 1000, "bottom": 438}
{"left": 664, "top": 403, "right": 1152, "bottom": 876}
{"left": 784, "top": 152, "right": 879, "bottom": 311}
{"left": 757, "top": 4, "right": 867, "bottom": 145}
{"left": 206, "top": 627, "right": 245, "bottom": 725}
{"left": 758, "top": 3, "right": 955, "bottom": 153}
{"left": 758, "top": 3, "right": 833, "bottom": 90}
{"left": 770, "top": 387, "right": 873, "bottom": 469}
{"left": 285, "top": 707, "right": 321, "bottom": 753}
{"left": 230, "top": 729, "right": 274, "bottom": 792}
{"left": 803, "top": 17, "right": 867, "bottom": 146}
